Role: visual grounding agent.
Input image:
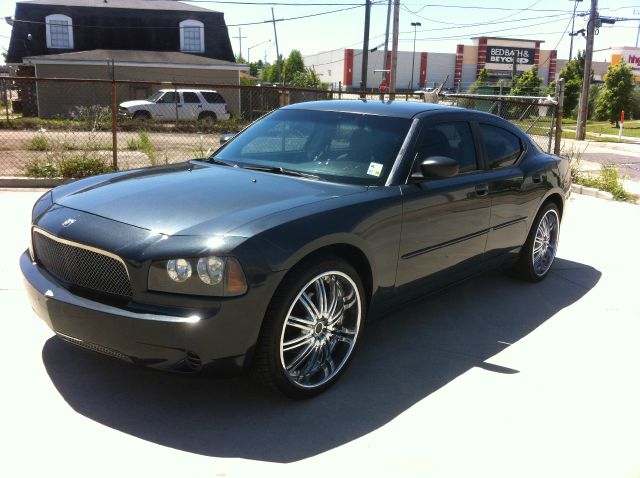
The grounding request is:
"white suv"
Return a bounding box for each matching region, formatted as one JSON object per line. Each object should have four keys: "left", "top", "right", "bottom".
{"left": 119, "top": 89, "right": 231, "bottom": 122}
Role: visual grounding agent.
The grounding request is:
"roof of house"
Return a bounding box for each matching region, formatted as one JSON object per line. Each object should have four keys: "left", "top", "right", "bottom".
{"left": 16, "top": 0, "right": 216, "bottom": 13}
{"left": 24, "top": 49, "right": 248, "bottom": 69}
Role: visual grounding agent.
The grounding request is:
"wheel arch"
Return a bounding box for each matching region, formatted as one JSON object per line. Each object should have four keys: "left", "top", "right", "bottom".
{"left": 273, "top": 241, "right": 375, "bottom": 309}
{"left": 540, "top": 190, "right": 565, "bottom": 219}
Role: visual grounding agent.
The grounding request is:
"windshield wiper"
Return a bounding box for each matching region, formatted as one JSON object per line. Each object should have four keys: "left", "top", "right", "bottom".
{"left": 203, "top": 157, "right": 236, "bottom": 167}
{"left": 240, "top": 164, "right": 320, "bottom": 180}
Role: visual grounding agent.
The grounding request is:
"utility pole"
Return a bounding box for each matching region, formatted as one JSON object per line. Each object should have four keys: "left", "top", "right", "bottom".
{"left": 360, "top": 0, "right": 372, "bottom": 98}
{"left": 576, "top": 0, "right": 597, "bottom": 141}
{"left": 635, "top": 9, "right": 640, "bottom": 47}
{"left": 271, "top": 8, "right": 281, "bottom": 83}
{"left": 409, "top": 21, "right": 421, "bottom": 90}
{"left": 568, "top": 0, "right": 583, "bottom": 60}
{"left": 233, "top": 27, "right": 247, "bottom": 60}
{"left": 380, "top": 0, "right": 392, "bottom": 100}
{"left": 389, "top": 0, "right": 400, "bottom": 99}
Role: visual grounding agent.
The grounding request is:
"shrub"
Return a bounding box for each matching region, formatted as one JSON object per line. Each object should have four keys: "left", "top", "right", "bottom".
{"left": 57, "top": 153, "right": 113, "bottom": 178}
{"left": 25, "top": 158, "right": 58, "bottom": 178}
{"left": 26, "top": 134, "right": 51, "bottom": 151}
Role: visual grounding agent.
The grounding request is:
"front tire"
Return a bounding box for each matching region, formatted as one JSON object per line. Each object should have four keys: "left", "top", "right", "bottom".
{"left": 254, "top": 256, "right": 365, "bottom": 399}
{"left": 512, "top": 202, "right": 561, "bottom": 282}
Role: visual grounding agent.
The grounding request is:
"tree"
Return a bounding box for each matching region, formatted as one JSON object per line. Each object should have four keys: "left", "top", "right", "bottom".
{"left": 468, "top": 67, "right": 488, "bottom": 93}
{"left": 283, "top": 50, "right": 305, "bottom": 83}
{"left": 556, "top": 50, "right": 586, "bottom": 118}
{"left": 235, "top": 54, "right": 247, "bottom": 64}
{"left": 249, "top": 60, "right": 264, "bottom": 78}
{"left": 510, "top": 65, "right": 542, "bottom": 97}
{"left": 290, "top": 68, "right": 324, "bottom": 89}
{"left": 261, "top": 55, "right": 284, "bottom": 83}
{"left": 594, "top": 62, "right": 635, "bottom": 127}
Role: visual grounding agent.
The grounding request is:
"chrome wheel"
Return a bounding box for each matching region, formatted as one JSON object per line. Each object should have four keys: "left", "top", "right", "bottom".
{"left": 532, "top": 208, "right": 559, "bottom": 276}
{"left": 279, "top": 271, "right": 361, "bottom": 389}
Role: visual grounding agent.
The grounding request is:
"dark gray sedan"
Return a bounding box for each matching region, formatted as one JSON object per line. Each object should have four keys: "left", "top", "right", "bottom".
{"left": 21, "top": 100, "right": 570, "bottom": 398}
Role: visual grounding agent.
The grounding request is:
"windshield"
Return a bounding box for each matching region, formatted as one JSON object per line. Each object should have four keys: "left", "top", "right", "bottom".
{"left": 147, "top": 91, "right": 164, "bottom": 103}
{"left": 213, "top": 109, "right": 412, "bottom": 185}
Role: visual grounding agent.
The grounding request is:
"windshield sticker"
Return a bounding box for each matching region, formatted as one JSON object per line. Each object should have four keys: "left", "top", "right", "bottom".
{"left": 367, "top": 162, "right": 383, "bottom": 177}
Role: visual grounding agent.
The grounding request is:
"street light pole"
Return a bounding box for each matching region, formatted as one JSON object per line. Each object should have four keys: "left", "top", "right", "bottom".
{"left": 410, "top": 21, "right": 421, "bottom": 90}
{"left": 248, "top": 39, "right": 271, "bottom": 64}
{"left": 568, "top": 0, "right": 583, "bottom": 60}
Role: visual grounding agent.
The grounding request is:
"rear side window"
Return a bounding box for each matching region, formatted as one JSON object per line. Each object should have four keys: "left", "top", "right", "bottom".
{"left": 202, "top": 92, "right": 225, "bottom": 103}
{"left": 480, "top": 124, "right": 523, "bottom": 168}
{"left": 182, "top": 92, "right": 201, "bottom": 103}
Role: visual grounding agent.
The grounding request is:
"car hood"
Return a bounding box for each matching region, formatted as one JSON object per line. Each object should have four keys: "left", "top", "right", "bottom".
{"left": 120, "top": 100, "right": 153, "bottom": 108}
{"left": 52, "top": 162, "right": 367, "bottom": 236}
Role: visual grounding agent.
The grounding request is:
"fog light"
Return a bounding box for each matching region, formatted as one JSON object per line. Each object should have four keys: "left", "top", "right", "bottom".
{"left": 197, "top": 256, "right": 225, "bottom": 285}
{"left": 167, "top": 258, "right": 192, "bottom": 282}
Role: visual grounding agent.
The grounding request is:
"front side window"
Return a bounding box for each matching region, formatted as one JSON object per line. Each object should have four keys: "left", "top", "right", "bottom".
{"left": 480, "top": 124, "right": 523, "bottom": 169}
{"left": 157, "top": 92, "right": 177, "bottom": 103}
{"left": 413, "top": 121, "right": 478, "bottom": 174}
{"left": 214, "top": 109, "right": 412, "bottom": 185}
{"left": 46, "top": 14, "right": 73, "bottom": 49}
{"left": 180, "top": 20, "right": 204, "bottom": 53}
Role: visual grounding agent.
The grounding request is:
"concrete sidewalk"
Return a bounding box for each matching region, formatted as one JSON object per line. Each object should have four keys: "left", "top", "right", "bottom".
{"left": 0, "top": 190, "right": 639, "bottom": 478}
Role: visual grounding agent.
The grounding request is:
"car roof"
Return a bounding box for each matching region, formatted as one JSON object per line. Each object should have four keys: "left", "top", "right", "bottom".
{"left": 283, "top": 100, "right": 456, "bottom": 118}
{"left": 158, "top": 89, "right": 219, "bottom": 93}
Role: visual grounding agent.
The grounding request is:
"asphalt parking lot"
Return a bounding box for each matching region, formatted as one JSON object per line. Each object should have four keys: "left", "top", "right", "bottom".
{"left": 1, "top": 190, "right": 639, "bottom": 478}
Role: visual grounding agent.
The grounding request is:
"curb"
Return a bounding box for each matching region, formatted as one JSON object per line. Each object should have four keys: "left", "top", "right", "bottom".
{"left": 570, "top": 183, "right": 614, "bottom": 201}
{"left": 0, "top": 177, "right": 68, "bottom": 188}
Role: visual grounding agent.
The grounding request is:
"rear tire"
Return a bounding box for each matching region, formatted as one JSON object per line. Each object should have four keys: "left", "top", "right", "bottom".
{"left": 253, "top": 256, "right": 366, "bottom": 399}
{"left": 511, "top": 202, "right": 560, "bottom": 282}
{"left": 198, "top": 111, "right": 217, "bottom": 126}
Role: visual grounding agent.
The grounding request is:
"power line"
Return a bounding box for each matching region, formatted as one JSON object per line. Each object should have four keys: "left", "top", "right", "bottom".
{"left": 412, "top": 15, "right": 574, "bottom": 41}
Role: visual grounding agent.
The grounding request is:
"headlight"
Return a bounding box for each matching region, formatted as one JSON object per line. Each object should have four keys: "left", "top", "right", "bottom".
{"left": 197, "top": 257, "right": 224, "bottom": 284}
{"left": 167, "top": 258, "right": 192, "bottom": 282}
{"left": 148, "top": 256, "right": 247, "bottom": 297}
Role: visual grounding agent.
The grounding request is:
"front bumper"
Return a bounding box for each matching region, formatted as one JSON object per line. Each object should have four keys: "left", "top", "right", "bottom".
{"left": 21, "top": 250, "right": 276, "bottom": 375}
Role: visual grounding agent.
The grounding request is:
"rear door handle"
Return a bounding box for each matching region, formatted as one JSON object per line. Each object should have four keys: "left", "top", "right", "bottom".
{"left": 532, "top": 173, "right": 542, "bottom": 184}
{"left": 475, "top": 183, "right": 489, "bottom": 197}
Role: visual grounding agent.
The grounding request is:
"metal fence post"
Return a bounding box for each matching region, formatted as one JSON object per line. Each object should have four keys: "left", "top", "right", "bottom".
{"left": 338, "top": 81, "right": 342, "bottom": 100}
{"left": 110, "top": 61, "right": 118, "bottom": 170}
{"left": 547, "top": 80, "right": 559, "bottom": 154}
{"left": 554, "top": 78, "right": 565, "bottom": 156}
{"left": 3, "top": 80, "right": 9, "bottom": 122}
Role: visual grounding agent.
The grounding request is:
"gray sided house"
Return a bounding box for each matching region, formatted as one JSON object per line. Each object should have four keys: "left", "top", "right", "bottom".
{"left": 7, "top": 0, "right": 246, "bottom": 117}
{"left": 25, "top": 50, "right": 246, "bottom": 117}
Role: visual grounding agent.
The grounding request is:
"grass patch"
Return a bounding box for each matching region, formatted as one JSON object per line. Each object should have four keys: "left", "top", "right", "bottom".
{"left": 26, "top": 134, "right": 51, "bottom": 151}
{"left": 562, "top": 144, "right": 635, "bottom": 202}
{"left": 126, "top": 131, "right": 157, "bottom": 165}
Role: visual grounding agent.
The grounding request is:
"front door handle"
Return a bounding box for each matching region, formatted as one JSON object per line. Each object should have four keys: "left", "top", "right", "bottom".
{"left": 475, "top": 183, "right": 489, "bottom": 197}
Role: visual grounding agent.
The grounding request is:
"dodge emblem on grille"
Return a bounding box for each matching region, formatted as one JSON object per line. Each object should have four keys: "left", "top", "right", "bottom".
{"left": 62, "top": 218, "right": 76, "bottom": 227}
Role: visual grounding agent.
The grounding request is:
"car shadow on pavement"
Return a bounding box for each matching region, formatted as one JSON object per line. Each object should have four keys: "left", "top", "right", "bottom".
{"left": 41, "top": 258, "right": 600, "bottom": 463}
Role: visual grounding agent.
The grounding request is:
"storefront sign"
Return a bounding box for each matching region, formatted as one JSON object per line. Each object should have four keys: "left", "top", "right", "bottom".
{"left": 486, "top": 46, "right": 535, "bottom": 65}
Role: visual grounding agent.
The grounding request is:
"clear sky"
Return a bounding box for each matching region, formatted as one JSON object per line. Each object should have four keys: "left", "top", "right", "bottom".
{"left": 1, "top": 0, "right": 638, "bottom": 65}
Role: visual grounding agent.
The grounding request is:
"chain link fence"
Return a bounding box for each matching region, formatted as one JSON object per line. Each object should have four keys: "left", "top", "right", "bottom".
{"left": 444, "top": 92, "right": 561, "bottom": 154}
{"left": 0, "top": 76, "right": 562, "bottom": 180}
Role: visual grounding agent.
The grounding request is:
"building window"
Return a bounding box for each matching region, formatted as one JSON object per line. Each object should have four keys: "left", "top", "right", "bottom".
{"left": 180, "top": 20, "right": 204, "bottom": 53}
{"left": 45, "top": 14, "right": 73, "bottom": 49}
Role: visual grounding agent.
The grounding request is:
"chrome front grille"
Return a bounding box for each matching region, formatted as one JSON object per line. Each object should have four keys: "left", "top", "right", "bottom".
{"left": 32, "top": 228, "right": 133, "bottom": 298}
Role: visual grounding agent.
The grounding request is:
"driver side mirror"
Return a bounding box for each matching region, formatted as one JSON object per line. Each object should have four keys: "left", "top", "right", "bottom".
{"left": 413, "top": 155, "right": 459, "bottom": 179}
